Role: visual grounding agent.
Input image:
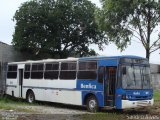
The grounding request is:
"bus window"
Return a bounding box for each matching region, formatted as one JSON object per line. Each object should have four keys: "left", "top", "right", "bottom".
{"left": 24, "top": 64, "right": 31, "bottom": 79}
{"left": 77, "top": 61, "right": 97, "bottom": 80}
{"left": 60, "top": 62, "right": 77, "bottom": 80}
{"left": 44, "top": 63, "right": 59, "bottom": 79}
{"left": 31, "top": 64, "right": 44, "bottom": 79}
{"left": 7, "top": 65, "right": 17, "bottom": 79}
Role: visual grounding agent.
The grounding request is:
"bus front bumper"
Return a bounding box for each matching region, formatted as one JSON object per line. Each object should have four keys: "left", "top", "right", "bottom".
{"left": 121, "top": 99, "right": 154, "bottom": 109}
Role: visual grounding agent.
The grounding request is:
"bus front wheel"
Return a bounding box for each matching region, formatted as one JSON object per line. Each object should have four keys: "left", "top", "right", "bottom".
{"left": 86, "top": 96, "right": 99, "bottom": 112}
{"left": 26, "top": 91, "right": 35, "bottom": 103}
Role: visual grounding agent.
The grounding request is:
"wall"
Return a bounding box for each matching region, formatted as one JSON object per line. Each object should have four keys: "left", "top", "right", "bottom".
{"left": 0, "top": 42, "right": 25, "bottom": 62}
{"left": 0, "top": 41, "right": 26, "bottom": 93}
{"left": 151, "top": 74, "right": 160, "bottom": 90}
{"left": 150, "top": 63, "right": 160, "bottom": 90}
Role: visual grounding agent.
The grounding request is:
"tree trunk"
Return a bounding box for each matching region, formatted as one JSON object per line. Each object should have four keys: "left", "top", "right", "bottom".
{"left": 146, "top": 5, "right": 151, "bottom": 62}
{"left": 146, "top": 48, "right": 150, "bottom": 61}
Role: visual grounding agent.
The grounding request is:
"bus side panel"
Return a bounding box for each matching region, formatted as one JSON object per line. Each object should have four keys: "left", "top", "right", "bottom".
{"left": 6, "top": 86, "right": 17, "bottom": 96}
{"left": 55, "top": 90, "right": 82, "bottom": 105}
{"left": 23, "top": 87, "right": 82, "bottom": 105}
{"left": 23, "top": 79, "right": 77, "bottom": 90}
{"left": 115, "top": 88, "right": 123, "bottom": 109}
{"left": 6, "top": 79, "right": 19, "bottom": 97}
{"left": 23, "top": 87, "right": 53, "bottom": 102}
{"left": 77, "top": 79, "right": 104, "bottom": 107}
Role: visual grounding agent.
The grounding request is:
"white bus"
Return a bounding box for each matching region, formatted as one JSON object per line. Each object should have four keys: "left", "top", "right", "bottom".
{"left": 6, "top": 56, "right": 153, "bottom": 112}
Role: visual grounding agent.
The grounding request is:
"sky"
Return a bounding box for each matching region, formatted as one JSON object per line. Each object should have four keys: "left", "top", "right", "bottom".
{"left": 0, "top": 0, "right": 160, "bottom": 64}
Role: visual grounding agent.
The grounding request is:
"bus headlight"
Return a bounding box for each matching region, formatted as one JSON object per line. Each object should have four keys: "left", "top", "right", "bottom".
{"left": 128, "top": 95, "right": 132, "bottom": 99}
{"left": 126, "top": 95, "right": 132, "bottom": 99}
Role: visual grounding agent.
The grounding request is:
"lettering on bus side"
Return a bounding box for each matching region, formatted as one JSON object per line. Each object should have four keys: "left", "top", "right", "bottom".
{"left": 80, "top": 83, "right": 96, "bottom": 89}
{"left": 133, "top": 92, "right": 140, "bottom": 95}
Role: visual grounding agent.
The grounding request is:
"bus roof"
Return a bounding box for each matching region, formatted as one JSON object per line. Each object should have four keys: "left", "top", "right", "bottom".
{"left": 79, "top": 55, "right": 144, "bottom": 60}
{"left": 8, "top": 57, "right": 79, "bottom": 64}
{"left": 8, "top": 55, "right": 145, "bottom": 65}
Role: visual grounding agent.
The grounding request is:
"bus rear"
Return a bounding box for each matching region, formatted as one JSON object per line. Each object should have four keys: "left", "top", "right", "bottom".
{"left": 116, "top": 57, "right": 153, "bottom": 109}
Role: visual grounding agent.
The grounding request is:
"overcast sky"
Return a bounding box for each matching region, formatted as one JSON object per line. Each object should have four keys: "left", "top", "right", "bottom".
{"left": 0, "top": 0, "right": 160, "bottom": 63}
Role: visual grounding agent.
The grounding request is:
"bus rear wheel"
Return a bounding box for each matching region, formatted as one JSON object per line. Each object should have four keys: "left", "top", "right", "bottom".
{"left": 86, "top": 96, "right": 99, "bottom": 112}
{"left": 26, "top": 91, "right": 35, "bottom": 103}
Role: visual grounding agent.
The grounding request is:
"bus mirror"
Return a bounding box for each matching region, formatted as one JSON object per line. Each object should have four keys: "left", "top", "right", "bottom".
{"left": 122, "top": 67, "right": 126, "bottom": 75}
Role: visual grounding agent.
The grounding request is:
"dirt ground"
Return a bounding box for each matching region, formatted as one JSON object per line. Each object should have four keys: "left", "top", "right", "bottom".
{"left": 0, "top": 101, "right": 160, "bottom": 120}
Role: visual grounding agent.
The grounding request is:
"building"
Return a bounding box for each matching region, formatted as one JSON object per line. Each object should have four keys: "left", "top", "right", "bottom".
{"left": 150, "top": 63, "right": 160, "bottom": 90}
{"left": 0, "top": 41, "right": 25, "bottom": 62}
{"left": 0, "top": 41, "right": 25, "bottom": 94}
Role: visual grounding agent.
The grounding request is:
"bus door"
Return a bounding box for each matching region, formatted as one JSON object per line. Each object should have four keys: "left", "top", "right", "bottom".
{"left": 18, "top": 64, "right": 24, "bottom": 98}
{"left": 98, "top": 59, "right": 117, "bottom": 107}
{"left": 105, "top": 67, "right": 116, "bottom": 107}
{"left": 18, "top": 69, "right": 23, "bottom": 97}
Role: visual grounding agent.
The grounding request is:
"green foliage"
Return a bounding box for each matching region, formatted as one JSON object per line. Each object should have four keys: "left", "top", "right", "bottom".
{"left": 98, "top": 0, "right": 160, "bottom": 60}
{"left": 154, "top": 90, "right": 160, "bottom": 101}
{"left": 81, "top": 113, "right": 125, "bottom": 120}
{"left": 0, "top": 95, "right": 35, "bottom": 112}
{"left": 12, "top": 0, "right": 105, "bottom": 59}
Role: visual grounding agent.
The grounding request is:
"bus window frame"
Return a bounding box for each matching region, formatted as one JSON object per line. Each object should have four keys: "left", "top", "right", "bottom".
{"left": 31, "top": 63, "right": 44, "bottom": 79}
{"left": 77, "top": 60, "right": 97, "bottom": 80}
{"left": 44, "top": 62, "right": 59, "bottom": 80}
{"left": 7, "top": 64, "right": 18, "bottom": 79}
{"left": 59, "top": 61, "right": 77, "bottom": 80}
{"left": 24, "top": 64, "right": 31, "bottom": 79}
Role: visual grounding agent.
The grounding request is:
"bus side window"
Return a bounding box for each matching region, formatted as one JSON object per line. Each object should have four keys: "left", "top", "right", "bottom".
{"left": 31, "top": 64, "right": 44, "bottom": 79}
{"left": 98, "top": 66, "right": 105, "bottom": 83}
{"left": 44, "top": 63, "right": 59, "bottom": 79}
{"left": 60, "top": 62, "right": 77, "bottom": 80}
{"left": 77, "top": 61, "right": 97, "bottom": 80}
{"left": 7, "top": 65, "right": 17, "bottom": 79}
{"left": 24, "top": 64, "right": 30, "bottom": 79}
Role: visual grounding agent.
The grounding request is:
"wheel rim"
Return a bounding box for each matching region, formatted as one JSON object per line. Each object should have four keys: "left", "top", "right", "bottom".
{"left": 28, "top": 93, "right": 34, "bottom": 103}
{"left": 89, "top": 99, "right": 96, "bottom": 110}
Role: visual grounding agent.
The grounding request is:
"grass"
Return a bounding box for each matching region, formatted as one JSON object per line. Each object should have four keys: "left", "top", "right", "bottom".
{"left": 154, "top": 90, "right": 160, "bottom": 101}
{"left": 79, "top": 112, "right": 125, "bottom": 120}
{"left": 0, "top": 95, "right": 36, "bottom": 112}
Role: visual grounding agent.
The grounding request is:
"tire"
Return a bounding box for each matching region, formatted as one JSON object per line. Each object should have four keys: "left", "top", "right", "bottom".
{"left": 26, "top": 91, "right": 35, "bottom": 103}
{"left": 86, "top": 95, "right": 99, "bottom": 112}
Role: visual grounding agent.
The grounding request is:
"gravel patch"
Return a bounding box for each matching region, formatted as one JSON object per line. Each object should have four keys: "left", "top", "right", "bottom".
{"left": 17, "top": 105, "right": 88, "bottom": 114}
{"left": 0, "top": 104, "right": 88, "bottom": 120}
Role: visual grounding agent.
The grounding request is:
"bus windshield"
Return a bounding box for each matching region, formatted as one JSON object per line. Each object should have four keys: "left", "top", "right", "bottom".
{"left": 121, "top": 65, "right": 151, "bottom": 89}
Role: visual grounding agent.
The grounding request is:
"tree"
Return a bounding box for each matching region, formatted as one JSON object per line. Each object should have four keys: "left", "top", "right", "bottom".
{"left": 12, "top": 0, "right": 105, "bottom": 59}
{"left": 98, "top": 0, "right": 160, "bottom": 60}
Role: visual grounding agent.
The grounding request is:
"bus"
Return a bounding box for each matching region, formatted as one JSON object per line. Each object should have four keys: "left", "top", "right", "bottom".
{"left": 5, "top": 56, "right": 153, "bottom": 112}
